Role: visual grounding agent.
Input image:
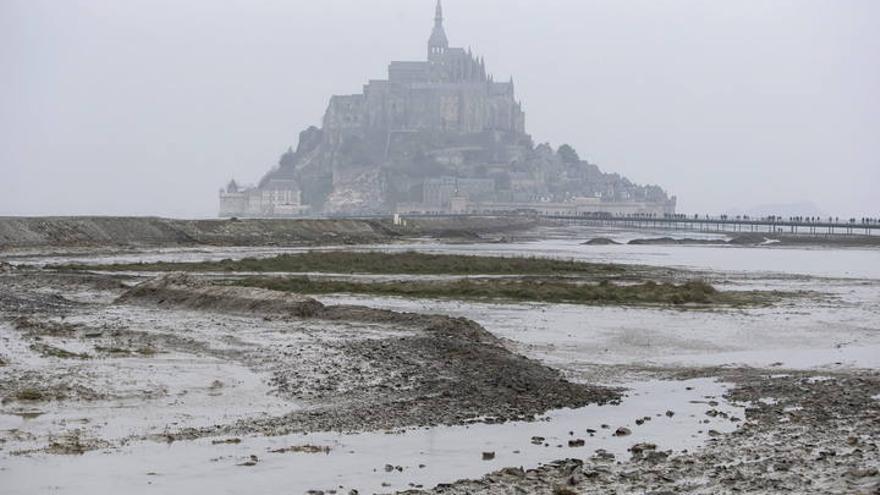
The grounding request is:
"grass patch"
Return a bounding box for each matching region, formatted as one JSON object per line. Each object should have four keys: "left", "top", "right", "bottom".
{"left": 269, "top": 444, "right": 332, "bottom": 454}
{"left": 56, "top": 251, "right": 631, "bottom": 277}
{"left": 136, "top": 346, "right": 158, "bottom": 356}
{"left": 29, "top": 343, "right": 90, "bottom": 360}
{"left": 15, "top": 388, "right": 45, "bottom": 401}
{"left": 95, "top": 345, "right": 158, "bottom": 357}
{"left": 94, "top": 346, "right": 130, "bottom": 355}
{"left": 231, "top": 276, "right": 771, "bottom": 307}
{"left": 13, "top": 317, "right": 78, "bottom": 337}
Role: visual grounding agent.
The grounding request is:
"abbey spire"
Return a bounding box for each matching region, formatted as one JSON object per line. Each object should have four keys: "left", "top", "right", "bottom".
{"left": 428, "top": 0, "right": 449, "bottom": 60}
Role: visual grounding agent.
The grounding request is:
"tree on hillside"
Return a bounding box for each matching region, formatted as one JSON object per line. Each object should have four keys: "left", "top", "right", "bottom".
{"left": 557, "top": 144, "right": 580, "bottom": 164}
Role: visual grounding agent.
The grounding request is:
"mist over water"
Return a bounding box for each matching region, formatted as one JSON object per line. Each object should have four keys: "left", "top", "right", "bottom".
{"left": 2, "top": 0, "right": 878, "bottom": 217}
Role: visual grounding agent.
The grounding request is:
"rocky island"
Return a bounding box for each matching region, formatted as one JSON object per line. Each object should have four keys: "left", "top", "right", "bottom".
{"left": 220, "top": 2, "right": 676, "bottom": 217}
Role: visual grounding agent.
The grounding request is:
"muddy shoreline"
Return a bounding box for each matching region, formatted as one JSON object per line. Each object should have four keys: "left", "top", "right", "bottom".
{"left": 0, "top": 269, "right": 617, "bottom": 446}
{"left": 1, "top": 234, "right": 878, "bottom": 494}
{"left": 405, "top": 370, "right": 880, "bottom": 494}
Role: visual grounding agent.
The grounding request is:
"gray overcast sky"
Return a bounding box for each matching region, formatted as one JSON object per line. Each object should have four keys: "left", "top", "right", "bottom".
{"left": 2, "top": 0, "right": 878, "bottom": 218}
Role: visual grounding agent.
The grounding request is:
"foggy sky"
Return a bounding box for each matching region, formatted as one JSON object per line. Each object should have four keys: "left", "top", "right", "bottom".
{"left": 2, "top": 0, "right": 878, "bottom": 218}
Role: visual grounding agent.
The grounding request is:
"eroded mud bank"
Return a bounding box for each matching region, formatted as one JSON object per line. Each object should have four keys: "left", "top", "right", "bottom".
{"left": 0, "top": 269, "right": 616, "bottom": 452}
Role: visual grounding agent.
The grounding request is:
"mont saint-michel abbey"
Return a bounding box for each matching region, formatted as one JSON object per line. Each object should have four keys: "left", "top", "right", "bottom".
{"left": 220, "top": 2, "right": 676, "bottom": 217}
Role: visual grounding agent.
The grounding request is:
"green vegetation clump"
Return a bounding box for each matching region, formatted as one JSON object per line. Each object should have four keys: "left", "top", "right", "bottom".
{"left": 231, "top": 276, "right": 759, "bottom": 307}
{"left": 56, "top": 251, "right": 628, "bottom": 277}
{"left": 29, "top": 343, "right": 90, "bottom": 360}
{"left": 56, "top": 250, "right": 785, "bottom": 307}
{"left": 94, "top": 346, "right": 130, "bottom": 355}
{"left": 94, "top": 345, "right": 158, "bottom": 357}
{"left": 269, "top": 444, "right": 332, "bottom": 454}
{"left": 15, "top": 388, "right": 45, "bottom": 401}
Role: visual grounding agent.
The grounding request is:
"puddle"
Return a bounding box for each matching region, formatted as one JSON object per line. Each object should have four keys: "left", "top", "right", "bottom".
{"left": 0, "top": 354, "right": 295, "bottom": 443}
{"left": 1, "top": 378, "right": 742, "bottom": 495}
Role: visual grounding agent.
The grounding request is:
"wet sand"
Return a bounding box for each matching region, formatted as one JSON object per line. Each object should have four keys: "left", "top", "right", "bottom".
{"left": 1, "top": 226, "right": 878, "bottom": 494}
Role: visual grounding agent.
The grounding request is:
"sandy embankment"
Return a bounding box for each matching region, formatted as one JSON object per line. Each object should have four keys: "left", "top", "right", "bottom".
{"left": 0, "top": 216, "right": 537, "bottom": 250}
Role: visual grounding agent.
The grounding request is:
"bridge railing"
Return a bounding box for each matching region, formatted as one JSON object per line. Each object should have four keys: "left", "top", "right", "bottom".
{"left": 538, "top": 213, "right": 880, "bottom": 236}
{"left": 321, "top": 211, "right": 880, "bottom": 236}
{"left": 380, "top": 211, "right": 880, "bottom": 236}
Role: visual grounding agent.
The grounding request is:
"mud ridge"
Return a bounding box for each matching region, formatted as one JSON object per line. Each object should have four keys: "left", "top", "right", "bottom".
{"left": 116, "top": 273, "right": 326, "bottom": 318}
{"left": 118, "top": 273, "right": 619, "bottom": 435}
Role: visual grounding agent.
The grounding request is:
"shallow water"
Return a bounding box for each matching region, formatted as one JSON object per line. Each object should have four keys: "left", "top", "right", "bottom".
{"left": 1, "top": 378, "right": 741, "bottom": 495}
{"left": 5, "top": 225, "right": 879, "bottom": 279}
{"left": 318, "top": 271, "right": 880, "bottom": 374}
{"left": 371, "top": 238, "right": 880, "bottom": 279}
{"left": 0, "top": 353, "right": 295, "bottom": 440}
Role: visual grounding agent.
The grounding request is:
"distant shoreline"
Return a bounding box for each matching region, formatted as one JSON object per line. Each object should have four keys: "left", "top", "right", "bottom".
{"left": 0, "top": 215, "right": 535, "bottom": 250}
{"left": 585, "top": 232, "right": 880, "bottom": 248}
{"left": 1, "top": 215, "right": 877, "bottom": 251}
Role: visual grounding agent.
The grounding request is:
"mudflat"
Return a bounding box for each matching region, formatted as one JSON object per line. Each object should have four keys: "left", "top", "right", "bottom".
{"left": 1, "top": 224, "right": 878, "bottom": 494}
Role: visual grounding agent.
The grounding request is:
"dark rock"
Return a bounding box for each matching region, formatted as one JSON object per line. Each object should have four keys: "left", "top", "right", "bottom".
{"left": 582, "top": 238, "right": 620, "bottom": 246}
{"left": 629, "top": 442, "right": 657, "bottom": 454}
{"left": 614, "top": 427, "right": 632, "bottom": 437}
{"left": 500, "top": 467, "right": 525, "bottom": 478}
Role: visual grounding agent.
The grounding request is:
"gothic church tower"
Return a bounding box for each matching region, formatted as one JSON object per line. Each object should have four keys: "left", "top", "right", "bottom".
{"left": 428, "top": 0, "right": 449, "bottom": 60}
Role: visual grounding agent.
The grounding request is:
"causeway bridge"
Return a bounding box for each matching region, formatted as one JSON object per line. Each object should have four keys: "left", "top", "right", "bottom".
{"left": 392, "top": 212, "right": 880, "bottom": 237}
{"left": 540, "top": 213, "right": 880, "bottom": 236}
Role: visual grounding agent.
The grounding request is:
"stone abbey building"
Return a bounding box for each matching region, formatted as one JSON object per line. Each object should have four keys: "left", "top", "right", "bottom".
{"left": 220, "top": 1, "right": 676, "bottom": 217}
